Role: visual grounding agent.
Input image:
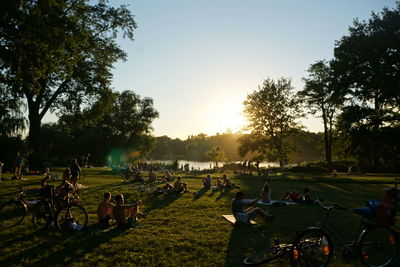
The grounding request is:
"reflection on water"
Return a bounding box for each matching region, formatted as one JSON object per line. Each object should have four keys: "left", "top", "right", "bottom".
{"left": 146, "top": 160, "right": 279, "bottom": 171}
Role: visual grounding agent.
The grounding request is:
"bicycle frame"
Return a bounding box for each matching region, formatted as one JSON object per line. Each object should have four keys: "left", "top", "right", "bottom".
{"left": 312, "top": 201, "right": 366, "bottom": 248}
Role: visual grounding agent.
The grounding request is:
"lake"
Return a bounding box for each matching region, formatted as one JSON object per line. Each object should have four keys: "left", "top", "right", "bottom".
{"left": 146, "top": 160, "right": 279, "bottom": 171}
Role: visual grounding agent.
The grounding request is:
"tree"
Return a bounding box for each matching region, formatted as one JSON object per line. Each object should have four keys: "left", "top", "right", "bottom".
{"left": 205, "top": 146, "right": 226, "bottom": 168}
{"left": 239, "top": 77, "right": 302, "bottom": 167}
{"left": 331, "top": 3, "right": 400, "bottom": 169}
{"left": 0, "top": 0, "right": 136, "bottom": 168}
{"left": 54, "top": 90, "right": 159, "bottom": 165}
{"left": 298, "top": 60, "right": 343, "bottom": 164}
{"left": 0, "top": 87, "right": 26, "bottom": 137}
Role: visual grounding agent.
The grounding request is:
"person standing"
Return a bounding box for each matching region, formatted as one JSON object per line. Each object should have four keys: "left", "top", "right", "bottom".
{"left": 0, "top": 162, "right": 4, "bottom": 183}
{"left": 14, "top": 152, "right": 22, "bottom": 179}
{"left": 70, "top": 158, "right": 82, "bottom": 188}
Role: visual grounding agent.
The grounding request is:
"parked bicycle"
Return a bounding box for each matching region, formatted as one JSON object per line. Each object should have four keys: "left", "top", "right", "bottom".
{"left": 0, "top": 186, "right": 88, "bottom": 233}
{"left": 0, "top": 187, "right": 52, "bottom": 230}
{"left": 243, "top": 238, "right": 295, "bottom": 265}
{"left": 54, "top": 189, "right": 88, "bottom": 233}
{"left": 291, "top": 199, "right": 399, "bottom": 267}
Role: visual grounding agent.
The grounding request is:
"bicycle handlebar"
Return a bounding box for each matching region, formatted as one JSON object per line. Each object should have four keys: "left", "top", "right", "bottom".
{"left": 314, "top": 199, "right": 347, "bottom": 212}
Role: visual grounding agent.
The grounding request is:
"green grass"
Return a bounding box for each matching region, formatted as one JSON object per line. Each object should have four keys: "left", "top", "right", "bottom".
{"left": 0, "top": 168, "right": 399, "bottom": 266}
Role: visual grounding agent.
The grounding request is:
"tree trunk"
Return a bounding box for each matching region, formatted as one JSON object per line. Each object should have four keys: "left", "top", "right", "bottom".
{"left": 322, "top": 110, "right": 332, "bottom": 165}
{"left": 28, "top": 106, "right": 42, "bottom": 170}
{"left": 372, "top": 93, "right": 381, "bottom": 170}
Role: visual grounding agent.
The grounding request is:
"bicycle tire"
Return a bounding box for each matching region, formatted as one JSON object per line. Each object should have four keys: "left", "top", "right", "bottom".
{"left": 0, "top": 200, "right": 27, "bottom": 229}
{"left": 358, "top": 224, "right": 399, "bottom": 267}
{"left": 55, "top": 203, "right": 88, "bottom": 233}
{"left": 292, "top": 228, "right": 333, "bottom": 267}
{"left": 243, "top": 245, "right": 284, "bottom": 265}
{"left": 32, "top": 200, "right": 52, "bottom": 229}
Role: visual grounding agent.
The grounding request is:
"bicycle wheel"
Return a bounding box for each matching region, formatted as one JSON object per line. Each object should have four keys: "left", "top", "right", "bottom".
{"left": 56, "top": 204, "right": 88, "bottom": 233}
{"left": 243, "top": 245, "right": 284, "bottom": 265}
{"left": 32, "top": 200, "right": 52, "bottom": 229}
{"left": 359, "top": 225, "right": 399, "bottom": 267}
{"left": 0, "top": 200, "right": 27, "bottom": 229}
{"left": 292, "top": 228, "right": 333, "bottom": 267}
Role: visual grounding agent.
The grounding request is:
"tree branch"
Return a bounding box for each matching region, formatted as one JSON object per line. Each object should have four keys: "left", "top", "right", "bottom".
{"left": 39, "top": 79, "right": 70, "bottom": 120}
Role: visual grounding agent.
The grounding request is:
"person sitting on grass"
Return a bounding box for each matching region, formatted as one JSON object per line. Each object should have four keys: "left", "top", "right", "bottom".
{"left": 97, "top": 192, "right": 116, "bottom": 227}
{"left": 215, "top": 177, "right": 224, "bottom": 188}
{"left": 148, "top": 170, "right": 157, "bottom": 183}
{"left": 133, "top": 170, "right": 144, "bottom": 183}
{"left": 259, "top": 183, "right": 272, "bottom": 203}
{"left": 173, "top": 176, "right": 189, "bottom": 193}
{"left": 203, "top": 174, "right": 212, "bottom": 188}
{"left": 62, "top": 168, "right": 71, "bottom": 181}
{"left": 112, "top": 194, "right": 145, "bottom": 228}
{"left": 165, "top": 171, "right": 174, "bottom": 182}
{"left": 55, "top": 179, "right": 74, "bottom": 198}
{"left": 223, "top": 174, "right": 240, "bottom": 189}
{"left": 232, "top": 192, "right": 275, "bottom": 223}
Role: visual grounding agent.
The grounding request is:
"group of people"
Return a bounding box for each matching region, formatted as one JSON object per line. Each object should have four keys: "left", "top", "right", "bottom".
{"left": 231, "top": 182, "right": 313, "bottom": 224}
{"left": 157, "top": 176, "right": 190, "bottom": 194}
{"left": 202, "top": 174, "right": 240, "bottom": 190}
{"left": 97, "top": 192, "right": 145, "bottom": 228}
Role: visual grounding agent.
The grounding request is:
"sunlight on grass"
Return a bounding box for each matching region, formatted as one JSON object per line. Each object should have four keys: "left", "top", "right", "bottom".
{"left": 0, "top": 169, "right": 398, "bottom": 266}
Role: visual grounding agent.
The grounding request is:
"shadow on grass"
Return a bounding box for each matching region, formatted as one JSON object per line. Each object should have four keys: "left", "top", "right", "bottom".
{"left": 2, "top": 226, "right": 130, "bottom": 266}
{"left": 192, "top": 187, "right": 209, "bottom": 201}
{"left": 216, "top": 187, "right": 233, "bottom": 201}
{"left": 143, "top": 193, "right": 182, "bottom": 215}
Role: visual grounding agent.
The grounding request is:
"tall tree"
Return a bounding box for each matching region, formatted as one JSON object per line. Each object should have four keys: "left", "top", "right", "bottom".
{"left": 239, "top": 77, "right": 302, "bottom": 167}
{"left": 205, "top": 146, "right": 226, "bottom": 168}
{"left": 331, "top": 3, "right": 400, "bottom": 169}
{"left": 0, "top": 0, "right": 136, "bottom": 167}
{"left": 298, "top": 60, "right": 343, "bottom": 164}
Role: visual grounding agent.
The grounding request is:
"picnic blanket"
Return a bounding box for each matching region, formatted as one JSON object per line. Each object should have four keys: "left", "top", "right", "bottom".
{"left": 222, "top": 215, "right": 257, "bottom": 225}
{"left": 242, "top": 199, "right": 298, "bottom": 206}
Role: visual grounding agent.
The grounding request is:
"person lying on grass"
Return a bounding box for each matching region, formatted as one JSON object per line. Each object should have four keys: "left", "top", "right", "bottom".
{"left": 113, "top": 194, "right": 145, "bottom": 228}
{"left": 203, "top": 174, "right": 212, "bottom": 188}
{"left": 281, "top": 187, "right": 311, "bottom": 203}
{"left": 97, "top": 192, "right": 115, "bottom": 227}
{"left": 232, "top": 191, "right": 275, "bottom": 223}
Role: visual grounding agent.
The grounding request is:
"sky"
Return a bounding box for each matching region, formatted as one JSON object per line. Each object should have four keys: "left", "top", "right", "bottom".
{"left": 45, "top": 0, "right": 398, "bottom": 139}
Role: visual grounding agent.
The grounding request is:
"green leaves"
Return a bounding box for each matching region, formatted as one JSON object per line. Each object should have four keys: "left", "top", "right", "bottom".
{"left": 241, "top": 77, "right": 303, "bottom": 166}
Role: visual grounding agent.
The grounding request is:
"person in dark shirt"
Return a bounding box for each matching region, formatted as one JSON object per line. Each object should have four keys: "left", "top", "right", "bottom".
{"left": 70, "top": 158, "right": 82, "bottom": 188}
{"left": 231, "top": 192, "right": 275, "bottom": 223}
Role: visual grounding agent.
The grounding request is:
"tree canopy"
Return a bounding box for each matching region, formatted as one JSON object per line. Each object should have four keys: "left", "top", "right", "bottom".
{"left": 239, "top": 77, "right": 303, "bottom": 167}
{"left": 331, "top": 3, "right": 400, "bottom": 170}
{"left": 0, "top": 0, "right": 136, "bottom": 167}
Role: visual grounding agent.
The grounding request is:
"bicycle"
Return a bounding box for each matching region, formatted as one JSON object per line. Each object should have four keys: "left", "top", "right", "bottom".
{"left": 243, "top": 238, "right": 295, "bottom": 265}
{"left": 0, "top": 188, "right": 30, "bottom": 229}
{"left": 0, "top": 187, "right": 52, "bottom": 230}
{"left": 291, "top": 199, "right": 399, "bottom": 267}
{"left": 54, "top": 188, "right": 88, "bottom": 233}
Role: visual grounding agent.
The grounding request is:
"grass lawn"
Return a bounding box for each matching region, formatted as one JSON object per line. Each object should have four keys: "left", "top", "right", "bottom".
{"left": 0, "top": 168, "right": 399, "bottom": 266}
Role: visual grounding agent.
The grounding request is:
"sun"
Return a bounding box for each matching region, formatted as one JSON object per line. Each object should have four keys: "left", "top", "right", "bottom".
{"left": 216, "top": 106, "right": 247, "bottom": 133}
